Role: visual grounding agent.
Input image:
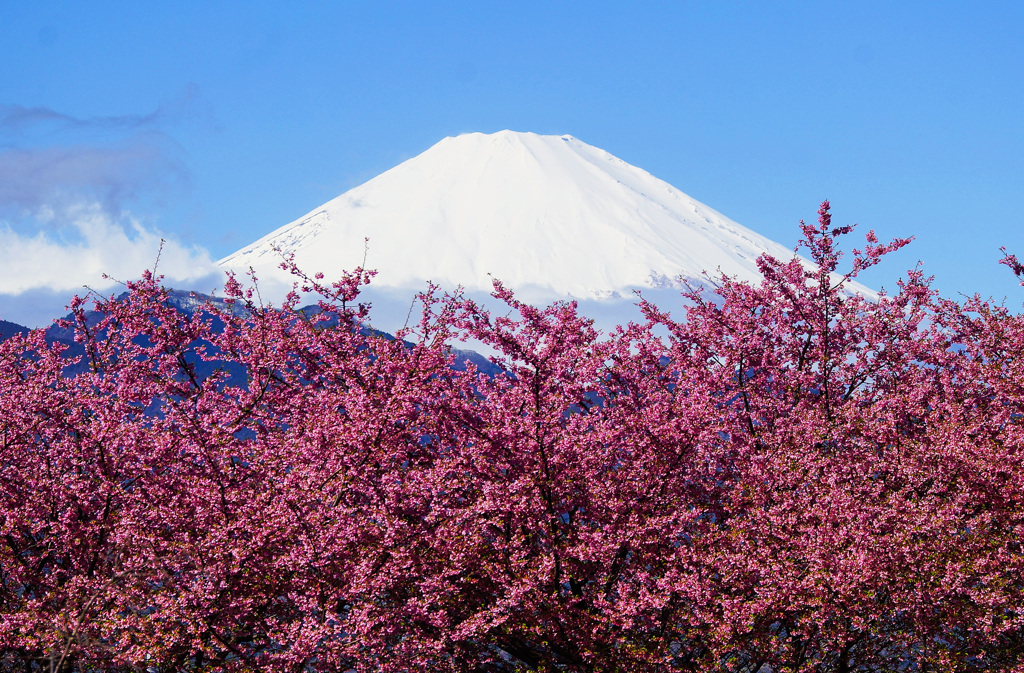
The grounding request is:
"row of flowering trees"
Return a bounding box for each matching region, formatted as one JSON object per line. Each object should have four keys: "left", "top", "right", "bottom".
{"left": 0, "top": 203, "right": 1021, "bottom": 672}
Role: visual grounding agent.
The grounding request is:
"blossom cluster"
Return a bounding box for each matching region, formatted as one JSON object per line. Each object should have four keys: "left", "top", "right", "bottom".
{"left": 0, "top": 203, "right": 1021, "bottom": 672}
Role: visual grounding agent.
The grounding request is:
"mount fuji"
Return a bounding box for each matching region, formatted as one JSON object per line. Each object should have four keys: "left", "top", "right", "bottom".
{"left": 220, "top": 130, "right": 870, "bottom": 304}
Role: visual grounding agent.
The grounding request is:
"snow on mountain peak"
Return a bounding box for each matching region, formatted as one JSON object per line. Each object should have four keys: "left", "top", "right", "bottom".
{"left": 219, "top": 130, "right": 867, "bottom": 301}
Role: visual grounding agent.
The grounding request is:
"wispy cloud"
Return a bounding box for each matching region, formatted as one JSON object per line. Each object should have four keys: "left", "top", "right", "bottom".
{"left": 0, "top": 103, "right": 162, "bottom": 136}
{"left": 0, "top": 83, "right": 204, "bottom": 138}
{"left": 0, "top": 94, "right": 195, "bottom": 218}
{"left": 0, "top": 140, "right": 186, "bottom": 216}
{"left": 0, "top": 92, "right": 222, "bottom": 320}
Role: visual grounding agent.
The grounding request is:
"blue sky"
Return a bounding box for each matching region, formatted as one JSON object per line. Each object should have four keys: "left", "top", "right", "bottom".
{"left": 2, "top": 1, "right": 1023, "bottom": 325}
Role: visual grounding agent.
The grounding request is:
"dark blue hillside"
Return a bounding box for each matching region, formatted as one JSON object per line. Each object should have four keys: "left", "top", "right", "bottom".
{"left": 0, "top": 320, "right": 29, "bottom": 341}
{"left": 0, "top": 290, "right": 504, "bottom": 380}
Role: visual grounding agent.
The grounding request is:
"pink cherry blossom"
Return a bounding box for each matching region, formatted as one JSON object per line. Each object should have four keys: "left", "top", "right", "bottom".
{"left": 0, "top": 203, "right": 1020, "bottom": 672}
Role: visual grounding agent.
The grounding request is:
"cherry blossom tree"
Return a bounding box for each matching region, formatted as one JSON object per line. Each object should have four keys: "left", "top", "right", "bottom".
{"left": 0, "top": 203, "right": 1020, "bottom": 672}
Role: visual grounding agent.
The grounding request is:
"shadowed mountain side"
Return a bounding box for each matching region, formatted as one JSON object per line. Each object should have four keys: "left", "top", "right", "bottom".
{"left": 0, "top": 290, "right": 504, "bottom": 380}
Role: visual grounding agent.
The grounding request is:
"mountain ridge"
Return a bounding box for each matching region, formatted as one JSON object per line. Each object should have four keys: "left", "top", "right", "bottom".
{"left": 220, "top": 131, "right": 866, "bottom": 300}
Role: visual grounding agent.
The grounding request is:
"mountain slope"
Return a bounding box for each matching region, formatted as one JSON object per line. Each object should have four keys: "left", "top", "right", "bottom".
{"left": 221, "top": 131, "right": 862, "bottom": 300}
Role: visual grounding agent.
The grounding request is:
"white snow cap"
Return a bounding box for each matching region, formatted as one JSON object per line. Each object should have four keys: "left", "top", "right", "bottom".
{"left": 220, "top": 130, "right": 869, "bottom": 299}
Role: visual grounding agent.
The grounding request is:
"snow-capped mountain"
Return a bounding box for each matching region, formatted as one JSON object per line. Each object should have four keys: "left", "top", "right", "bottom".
{"left": 220, "top": 130, "right": 867, "bottom": 301}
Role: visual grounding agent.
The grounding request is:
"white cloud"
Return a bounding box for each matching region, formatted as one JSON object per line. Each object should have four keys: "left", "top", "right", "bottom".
{"left": 0, "top": 202, "right": 219, "bottom": 295}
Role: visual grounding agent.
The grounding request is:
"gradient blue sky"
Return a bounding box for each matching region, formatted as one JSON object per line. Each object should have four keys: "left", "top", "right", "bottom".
{"left": 2, "top": 1, "right": 1023, "bottom": 325}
